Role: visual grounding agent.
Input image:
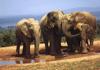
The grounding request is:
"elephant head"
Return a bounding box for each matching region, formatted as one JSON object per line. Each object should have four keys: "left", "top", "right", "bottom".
{"left": 71, "top": 12, "right": 87, "bottom": 24}
{"left": 16, "top": 18, "right": 32, "bottom": 38}
{"left": 16, "top": 18, "right": 40, "bottom": 38}
{"left": 67, "top": 11, "right": 96, "bottom": 40}
{"left": 71, "top": 12, "right": 96, "bottom": 30}
{"left": 46, "top": 10, "right": 64, "bottom": 29}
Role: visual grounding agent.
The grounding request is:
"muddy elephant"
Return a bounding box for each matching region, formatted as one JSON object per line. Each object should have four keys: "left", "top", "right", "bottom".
{"left": 16, "top": 18, "right": 41, "bottom": 57}
{"left": 68, "top": 12, "right": 96, "bottom": 53}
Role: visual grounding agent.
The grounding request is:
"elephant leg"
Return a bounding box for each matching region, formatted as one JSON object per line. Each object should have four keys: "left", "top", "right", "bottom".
{"left": 67, "top": 38, "right": 75, "bottom": 53}
{"left": 55, "top": 36, "right": 62, "bottom": 55}
{"left": 16, "top": 39, "right": 21, "bottom": 56}
{"left": 22, "top": 42, "right": 27, "bottom": 56}
{"left": 43, "top": 34, "right": 50, "bottom": 55}
{"left": 86, "top": 38, "right": 92, "bottom": 51}
{"left": 22, "top": 39, "right": 31, "bottom": 58}
{"left": 81, "top": 30, "right": 88, "bottom": 53}
{"left": 26, "top": 42, "right": 31, "bottom": 57}
{"left": 34, "top": 37, "right": 40, "bottom": 57}
{"left": 25, "top": 45, "right": 31, "bottom": 58}
{"left": 49, "top": 34, "right": 56, "bottom": 55}
{"left": 49, "top": 33, "right": 58, "bottom": 55}
{"left": 81, "top": 40, "right": 88, "bottom": 53}
{"left": 89, "top": 38, "right": 94, "bottom": 51}
{"left": 74, "top": 36, "right": 82, "bottom": 53}
{"left": 75, "top": 40, "right": 81, "bottom": 53}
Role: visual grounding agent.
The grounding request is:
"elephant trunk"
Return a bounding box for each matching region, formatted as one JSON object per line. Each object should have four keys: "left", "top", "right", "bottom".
{"left": 34, "top": 36, "right": 40, "bottom": 57}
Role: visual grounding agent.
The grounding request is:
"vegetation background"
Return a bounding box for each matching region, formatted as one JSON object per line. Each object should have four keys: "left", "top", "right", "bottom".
{"left": 0, "top": 20, "right": 100, "bottom": 47}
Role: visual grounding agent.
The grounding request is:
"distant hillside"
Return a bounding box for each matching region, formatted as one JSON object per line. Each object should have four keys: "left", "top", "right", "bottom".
{"left": 0, "top": 15, "right": 41, "bottom": 27}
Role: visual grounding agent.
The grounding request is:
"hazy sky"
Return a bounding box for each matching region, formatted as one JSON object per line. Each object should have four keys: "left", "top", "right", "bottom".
{"left": 0, "top": 0, "right": 100, "bottom": 18}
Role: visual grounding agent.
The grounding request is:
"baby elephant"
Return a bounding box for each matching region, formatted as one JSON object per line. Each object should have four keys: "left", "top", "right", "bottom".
{"left": 76, "top": 23, "right": 94, "bottom": 53}
{"left": 16, "top": 18, "right": 41, "bottom": 58}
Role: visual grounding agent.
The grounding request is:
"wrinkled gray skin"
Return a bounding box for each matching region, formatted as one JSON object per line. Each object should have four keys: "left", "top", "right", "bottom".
{"left": 40, "top": 11, "right": 79, "bottom": 55}
{"left": 40, "top": 11, "right": 96, "bottom": 54}
{"left": 70, "top": 12, "right": 96, "bottom": 53}
{"left": 78, "top": 23, "right": 95, "bottom": 53}
{"left": 40, "top": 11, "right": 64, "bottom": 55}
{"left": 16, "top": 18, "right": 41, "bottom": 58}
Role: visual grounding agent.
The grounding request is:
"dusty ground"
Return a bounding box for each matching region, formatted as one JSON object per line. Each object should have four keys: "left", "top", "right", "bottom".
{"left": 0, "top": 40, "right": 100, "bottom": 70}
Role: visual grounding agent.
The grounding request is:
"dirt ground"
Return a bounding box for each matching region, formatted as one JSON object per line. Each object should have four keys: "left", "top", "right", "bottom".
{"left": 0, "top": 40, "right": 100, "bottom": 70}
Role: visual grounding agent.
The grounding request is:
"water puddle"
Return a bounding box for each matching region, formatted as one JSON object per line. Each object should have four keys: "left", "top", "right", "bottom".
{"left": 0, "top": 59, "right": 46, "bottom": 66}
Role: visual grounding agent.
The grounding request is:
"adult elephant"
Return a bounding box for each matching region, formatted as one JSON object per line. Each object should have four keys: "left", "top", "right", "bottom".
{"left": 16, "top": 18, "right": 41, "bottom": 57}
{"left": 40, "top": 11, "right": 65, "bottom": 55}
{"left": 70, "top": 12, "right": 96, "bottom": 53}
{"left": 60, "top": 14, "right": 81, "bottom": 53}
{"left": 40, "top": 10, "right": 80, "bottom": 55}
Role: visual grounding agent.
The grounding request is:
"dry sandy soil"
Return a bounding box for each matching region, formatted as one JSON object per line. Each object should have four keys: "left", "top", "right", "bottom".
{"left": 0, "top": 40, "right": 100, "bottom": 70}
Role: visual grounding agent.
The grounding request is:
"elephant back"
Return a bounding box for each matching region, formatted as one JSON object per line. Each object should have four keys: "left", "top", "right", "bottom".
{"left": 40, "top": 15, "right": 48, "bottom": 27}
{"left": 72, "top": 12, "right": 96, "bottom": 32}
{"left": 82, "top": 12, "right": 96, "bottom": 31}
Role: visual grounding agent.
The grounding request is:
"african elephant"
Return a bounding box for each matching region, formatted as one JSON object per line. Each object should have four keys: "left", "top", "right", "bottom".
{"left": 60, "top": 14, "right": 82, "bottom": 53}
{"left": 40, "top": 10, "right": 65, "bottom": 55}
{"left": 76, "top": 23, "right": 95, "bottom": 53}
{"left": 70, "top": 12, "right": 96, "bottom": 53}
{"left": 40, "top": 10, "right": 81, "bottom": 55}
{"left": 16, "top": 18, "right": 41, "bottom": 57}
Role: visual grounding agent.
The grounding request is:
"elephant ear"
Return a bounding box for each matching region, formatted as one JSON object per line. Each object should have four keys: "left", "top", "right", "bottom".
{"left": 19, "top": 21, "right": 34, "bottom": 38}
{"left": 47, "top": 10, "right": 64, "bottom": 28}
{"left": 21, "top": 23, "right": 30, "bottom": 37}
{"left": 72, "top": 12, "right": 86, "bottom": 23}
{"left": 16, "top": 19, "right": 31, "bottom": 37}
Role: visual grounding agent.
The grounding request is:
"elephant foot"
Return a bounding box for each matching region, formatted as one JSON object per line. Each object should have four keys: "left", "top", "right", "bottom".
{"left": 81, "top": 49, "right": 88, "bottom": 54}
{"left": 45, "top": 52, "right": 50, "bottom": 55}
{"left": 16, "top": 53, "right": 20, "bottom": 57}
{"left": 24, "top": 55, "right": 31, "bottom": 59}
{"left": 45, "top": 49, "right": 50, "bottom": 55}
{"left": 34, "top": 53, "right": 39, "bottom": 58}
{"left": 67, "top": 49, "right": 75, "bottom": 53}
{"left": 55, "top": 52, "right": 66, "bottom": 58}
{"left": 16, "top": 51, "right": 20, "bottom": 56}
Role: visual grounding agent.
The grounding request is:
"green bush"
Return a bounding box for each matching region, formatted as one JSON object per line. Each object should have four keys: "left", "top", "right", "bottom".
{"left": 0, "top": 28, "right": 16, "bottom": 47}
{"left": 0, "top": 23, "right": 100, "bottom": 47}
